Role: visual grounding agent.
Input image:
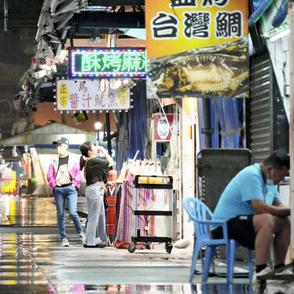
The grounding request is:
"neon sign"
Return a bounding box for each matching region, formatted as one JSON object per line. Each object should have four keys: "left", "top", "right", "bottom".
{"left": 69, "top": 47, "right": 147, "bottom": 78}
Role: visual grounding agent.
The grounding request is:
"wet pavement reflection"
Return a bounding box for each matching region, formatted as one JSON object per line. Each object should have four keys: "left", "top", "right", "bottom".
{"left": 0, "top": 195, "right": 59, "bottom": 226}
{"left": 0, "top": 196, "right": 292, "bottom": 293}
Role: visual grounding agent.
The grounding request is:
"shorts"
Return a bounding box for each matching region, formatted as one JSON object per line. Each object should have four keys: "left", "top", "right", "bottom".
{"left": 211, "top": 215, "right": 256, "bottom": 250}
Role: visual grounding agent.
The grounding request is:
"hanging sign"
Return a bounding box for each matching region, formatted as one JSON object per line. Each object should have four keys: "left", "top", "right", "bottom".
{"left": 146, "top": 0, "right": 249, "bottom": 99}
{"left": 56, "top": 79, "right": 130, "bottom": 111}
{"left": 69, "top": 47, "right": 147, "bottom": 79}
{"left": 154, "top": 114, "right": 175, "bottom": 142}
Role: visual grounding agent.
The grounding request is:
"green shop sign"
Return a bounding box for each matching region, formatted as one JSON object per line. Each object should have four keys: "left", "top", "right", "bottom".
{"left": 69, "top": 47, "right": 147, "bottom": 78}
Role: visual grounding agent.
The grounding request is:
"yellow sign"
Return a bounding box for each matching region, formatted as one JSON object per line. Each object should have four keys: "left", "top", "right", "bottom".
{"left": 57, "top": 82, "right": 69, "bottom": 109}
{"left": 146, "top": 0, "right": 248, "bottom": 59}
{"left": 118, "top": 87, "right": 129, "bottom": 108}
{"left": 146, "top": 0, "right": 249, "bottom": 99}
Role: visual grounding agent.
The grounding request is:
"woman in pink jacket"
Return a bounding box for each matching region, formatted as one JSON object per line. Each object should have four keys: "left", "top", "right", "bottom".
{"left": 47, "top": 137, "right": 85, "bottom": 247}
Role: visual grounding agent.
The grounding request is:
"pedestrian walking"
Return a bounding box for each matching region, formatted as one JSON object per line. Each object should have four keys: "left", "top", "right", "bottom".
{"left": 47, "top": 137, "right": 85, "bottom": 247}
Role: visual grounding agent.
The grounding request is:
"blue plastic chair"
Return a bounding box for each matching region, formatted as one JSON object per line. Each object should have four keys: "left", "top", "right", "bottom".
{"left": 183, "top": 197, "right": 254, "bottom": 283}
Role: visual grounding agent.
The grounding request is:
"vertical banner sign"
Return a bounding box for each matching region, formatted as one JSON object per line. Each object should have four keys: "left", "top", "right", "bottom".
{"left": 69, "top": 48, "right": 146, "bottom": 79}
{"left": 146, "top": 0, "right": 249, "bottom": 99}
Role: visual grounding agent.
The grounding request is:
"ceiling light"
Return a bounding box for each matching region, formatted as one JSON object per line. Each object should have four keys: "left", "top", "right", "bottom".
{"left": 94, "top": 121, "right": 103, "bottom": 130}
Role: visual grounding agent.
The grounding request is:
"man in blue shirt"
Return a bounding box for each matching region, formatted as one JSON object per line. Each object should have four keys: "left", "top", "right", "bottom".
{"left": 212, "top": 151, "right": 290, "bottom": 277}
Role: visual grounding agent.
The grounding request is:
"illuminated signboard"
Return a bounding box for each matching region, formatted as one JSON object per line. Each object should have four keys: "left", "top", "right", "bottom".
{"left": 146, "top": 0, "right": 249, "bottom": 99}
{"left": 56, "top": 79, "right": 131, "bottom": 111}
{"left": 69, "top": 47, "right": 147, "bottom": 78}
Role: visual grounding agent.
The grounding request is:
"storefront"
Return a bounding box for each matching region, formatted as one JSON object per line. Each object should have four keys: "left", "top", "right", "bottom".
{"left": 145, "top": 0, "right": 249, "bottom": 241}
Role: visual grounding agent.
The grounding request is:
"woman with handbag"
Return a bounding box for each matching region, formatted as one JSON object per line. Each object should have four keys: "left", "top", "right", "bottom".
{"left": 80, "top": 141, "right": 114, "bottom": 248}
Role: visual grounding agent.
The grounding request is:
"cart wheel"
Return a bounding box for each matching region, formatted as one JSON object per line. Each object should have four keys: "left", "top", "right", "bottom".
{"left": 128, "top": 242, "right": 136, "bottom": 253}
{"left": 165, "top": 243, "right": 173, "bottom": 254}
{"left": 145, "top": 243, "right": 151, "bottom": 250}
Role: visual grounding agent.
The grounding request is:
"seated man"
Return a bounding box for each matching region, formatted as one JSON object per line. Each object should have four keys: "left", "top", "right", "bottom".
{"left": 212, "top": 151, "right": 290, "bottom": 277}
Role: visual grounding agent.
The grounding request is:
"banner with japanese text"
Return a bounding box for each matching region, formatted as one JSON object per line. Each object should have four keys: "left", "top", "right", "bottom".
{"left": 146, "top": 0, "right": 249, "bottom": 99}
{"left": 56, "top": 79, "right": 130, "bottom": 111}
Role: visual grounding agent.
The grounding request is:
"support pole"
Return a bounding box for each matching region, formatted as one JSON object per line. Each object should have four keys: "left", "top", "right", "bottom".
{"left": 289, "top": 0, "right": 294, "bottom": 260}
{"left": 105, "top": 112, "right": 112, "bottom": 156}
{"left": 104, "top": 34, "right": 117, "bottom": 156}
{"left": 202, "top": 98, "right": 212, "bottom": 148}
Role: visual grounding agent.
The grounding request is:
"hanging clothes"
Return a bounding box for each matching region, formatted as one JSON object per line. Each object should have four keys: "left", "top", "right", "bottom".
{"left": 114, "top": 172, "right": 155, "bottom": 249}
{"left": 214, "top": 98, "right": 243, "bottom": 148}
{"left": 128, "top": 80, "right": 148, "bottom": 160}
{"left": 105, "top": 182, "right": 121, "bottom": 243}
{"left": 198, "top": 98, "right": 243, "bottom": 149}
{"left": 116, "top": 112, "right": 129, "bottom": 174}
{"left": 114, "top": 174, "right": 134, "bottom": 247}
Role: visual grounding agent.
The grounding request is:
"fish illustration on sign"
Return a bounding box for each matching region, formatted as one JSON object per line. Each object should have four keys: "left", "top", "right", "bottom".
{"left": 148, "top": 39, "right": 249, "bottom": 98}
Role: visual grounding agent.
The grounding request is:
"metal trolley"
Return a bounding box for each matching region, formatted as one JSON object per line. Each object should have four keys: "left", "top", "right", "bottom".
{"left": 128, "top": 175, "right": 173, "bottom": 254}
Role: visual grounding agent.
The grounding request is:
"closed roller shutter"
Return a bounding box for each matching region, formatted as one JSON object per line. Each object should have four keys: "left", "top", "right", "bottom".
{"left": 248, "top": 52, "right": 289, "bottom": 162}
{"left": 248, "top": 53, "right": 273, "bottom": 162}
